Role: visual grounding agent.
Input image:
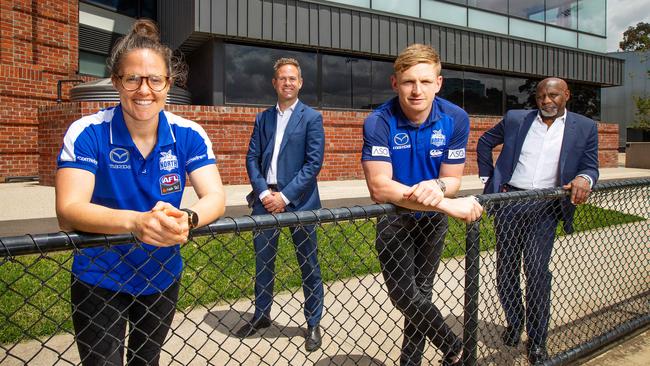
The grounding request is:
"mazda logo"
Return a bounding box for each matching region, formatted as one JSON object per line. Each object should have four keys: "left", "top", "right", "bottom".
{"left": 109, "top": 148, "right": 130, "bottom": 164}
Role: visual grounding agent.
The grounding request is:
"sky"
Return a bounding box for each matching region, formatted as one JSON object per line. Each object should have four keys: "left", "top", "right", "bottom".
{"left": 606, "top": 0, "right": 650, "bottom": 52}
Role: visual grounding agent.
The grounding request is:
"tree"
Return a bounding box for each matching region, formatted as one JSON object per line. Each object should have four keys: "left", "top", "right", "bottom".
{"left": 619, "top": 22, "right": 650, "bottom": 51}
{"left": 632, "top": 96, "right": 650, "bottom": 129}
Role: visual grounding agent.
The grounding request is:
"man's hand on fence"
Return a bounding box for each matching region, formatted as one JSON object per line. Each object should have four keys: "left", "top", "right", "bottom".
{"left": 563, "top": 176, "right": 591, "bottom": 205}
{"left": 403, "top": 180, "right": 445, "bottom": 208}
{"left": 134, "top": 201, "right": 189, "bottom": 246}
{"left": 437, "top": 196, "right": 483, "bottom": 223}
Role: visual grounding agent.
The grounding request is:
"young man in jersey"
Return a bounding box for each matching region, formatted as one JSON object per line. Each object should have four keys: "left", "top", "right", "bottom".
{"left": 361, "top": 43, "right": 482, "bottom": 366}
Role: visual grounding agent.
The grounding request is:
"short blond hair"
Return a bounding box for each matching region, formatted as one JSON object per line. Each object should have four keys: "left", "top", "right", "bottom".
{"left": 273, "top": 57, "right": 302, "bottom": 78}
{"left": 393, "top": 44, "right": 441, "bottom": 75}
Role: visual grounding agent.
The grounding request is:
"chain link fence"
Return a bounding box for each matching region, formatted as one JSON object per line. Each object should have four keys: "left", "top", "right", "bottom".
{"left": 0, "top": 178, "right": 648, "bottom": 365}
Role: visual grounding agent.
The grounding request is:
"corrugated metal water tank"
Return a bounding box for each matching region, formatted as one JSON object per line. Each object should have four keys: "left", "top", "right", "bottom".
{"left": 70, "top": 78, "right": 192, "bottom": 105}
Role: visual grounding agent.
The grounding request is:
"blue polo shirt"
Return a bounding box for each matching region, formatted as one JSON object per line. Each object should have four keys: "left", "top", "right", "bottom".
{"left": 362, "top": 97, "right": 469, "bottom": 186}
{"left": 57, "top": 105, "right": 215, "bottom": 295}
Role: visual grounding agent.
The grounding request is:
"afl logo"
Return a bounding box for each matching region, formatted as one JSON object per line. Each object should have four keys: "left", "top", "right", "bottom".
{"left": 160, "top": 173, "right": 181, "bottom": 195}
{"left": 394, "top": 133, "right": 409, "bottom": 146}
{"left": 109, "top": 148, "right": 130, "bottom": 164}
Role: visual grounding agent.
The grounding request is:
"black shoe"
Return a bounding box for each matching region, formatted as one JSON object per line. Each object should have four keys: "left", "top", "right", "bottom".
{"left": 502, "top": 325, "right": 523, "bottom": 347}
{"left": 234, "top": 317, "right": 271, "bottom": 338}
{"left": 305, "top": 324, "right": 322, "bottom": 352}
{"left": 441, "top": 350, "right": 462, "bottom": 366}
{"left": 441, "top": 342, "right": 463, "bottom": 366}
{"left": 527, "top": 343, "right": 548, "bottom": 365}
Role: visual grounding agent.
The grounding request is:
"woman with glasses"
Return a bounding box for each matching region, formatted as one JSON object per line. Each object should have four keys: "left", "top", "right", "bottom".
{"left": 55, "top": 19, "right": 225, "bottom": 365}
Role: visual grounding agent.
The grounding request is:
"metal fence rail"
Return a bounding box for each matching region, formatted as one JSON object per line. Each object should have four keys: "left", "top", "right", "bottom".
{"left": 0, "top": 178, "right": 648, "bottom": 365}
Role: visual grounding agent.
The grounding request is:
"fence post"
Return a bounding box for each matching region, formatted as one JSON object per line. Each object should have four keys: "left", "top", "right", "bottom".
{"left": 463, "top": 219, "right": 481, "bottom": 366}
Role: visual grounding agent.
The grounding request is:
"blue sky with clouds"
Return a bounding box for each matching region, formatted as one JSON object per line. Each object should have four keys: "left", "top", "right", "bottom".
{"left": 607, "top": 0, "right": 650, "bottom": 51}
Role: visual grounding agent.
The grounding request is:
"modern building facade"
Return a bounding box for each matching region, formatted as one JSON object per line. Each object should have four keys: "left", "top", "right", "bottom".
{"left": 602, "top": 51, "right": 650, "bottom": 149}
{"left": 2, "top": 1, "right": 623, "bottom": 183}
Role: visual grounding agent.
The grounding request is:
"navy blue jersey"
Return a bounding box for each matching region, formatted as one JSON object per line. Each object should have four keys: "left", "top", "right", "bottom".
{"left": 57, "top": 105, "right": 215, "bottom": 295}
{"left": 362, "top": 97, "right": 469, "bottom": 186}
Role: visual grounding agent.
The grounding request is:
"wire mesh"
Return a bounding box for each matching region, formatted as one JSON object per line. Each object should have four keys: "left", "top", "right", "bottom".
{"left": 0, "top": 179, "right": 648, "bottom": 365}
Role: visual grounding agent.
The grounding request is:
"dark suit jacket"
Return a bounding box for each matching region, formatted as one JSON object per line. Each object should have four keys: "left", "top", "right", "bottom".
{"left": 476, "top": 109, "right": 599, "bottom": 233}
{"left": 246, "top": 100, "right": 325, "bottom": 211}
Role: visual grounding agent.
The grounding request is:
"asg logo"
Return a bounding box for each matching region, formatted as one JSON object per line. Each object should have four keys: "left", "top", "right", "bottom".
{"left": 109, "top": 148, "right": 130, "bottom": 164}
{"left": 371, "top": 146, "right": 390, "bottom": 157}
{"left": 448, "top": 148, "right": 466, "bottom": 159}
{"left": 393, "top": 133, "right": 409, "bottom": 146}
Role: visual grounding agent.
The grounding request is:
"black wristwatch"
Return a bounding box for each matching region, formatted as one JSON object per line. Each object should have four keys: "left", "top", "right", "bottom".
{"left": 181, "top": 208, "right": 199, "bottom": 229}
{"left": 435, "top": 179, "right": 447, "bottom": 194}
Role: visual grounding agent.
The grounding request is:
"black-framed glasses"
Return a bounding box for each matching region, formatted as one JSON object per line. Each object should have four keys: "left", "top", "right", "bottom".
{"left": 118, "top": 74, "right": 170, "bottom": 92}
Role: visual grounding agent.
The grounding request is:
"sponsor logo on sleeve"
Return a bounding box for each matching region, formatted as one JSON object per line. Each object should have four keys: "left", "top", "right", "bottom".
{"left": 430, "top": 129, "right": 446, "bottom": 147}
{"left": 371, "top": 146, "right": 390, "bottom": 157}
{"left": 186, "top": 154, "right": 207, "bottom": 166}
{"left": 429, "top": 149, "right": 443, "bottom": 158}
{"left": 447, "top": 148, "right": 466, "bottom": 159}
{"left": 109, "top": 148, "right": 131, "bottom": 169}
{"left": 160, "top": 173, "right": 181, "bottom": 195}
{"left": 77, "top": 156, "right": 98, "bottom": 165}
{"left": 159, "top": 150, "right": 179, "bottom": 172}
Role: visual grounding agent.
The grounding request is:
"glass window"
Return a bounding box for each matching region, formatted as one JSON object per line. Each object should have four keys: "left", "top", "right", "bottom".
{"left": 352, "top": 59, "right": 372, "bottom": 109}
{"left": 444, "top": 0, "right": 467, "bottom": 4}
{"left": 463, "top": 72, "right": 503, "bottom": 115}
{"left": 546, "top": 26, "right": 577, "bottom": 48}
{"left": 79, "top": 51, "right": 109, "bottom": 77}
{"left": 371, "top": 60, "right": 395, "bottom": 108}
{"left": 322, "top": 55, "right": 373, "bottom": 109}
{"left": 577, "top": 0, "right": 605, "bottom": 36}
{"left": 569, "top": 83, "right": 601, "bottom": 120}
{"left": 545, "top": 0, "right": 578, "bottom": 29}
{"left": 323, "top": 0, "right": 370, "bottom": 8}
{"left": 422, "top": 1, "right": 467, "bottom": 27}
{"left": 505, "top": 77, "right": 538, "bottom": 111}
{"left": 372, "top": 0, "right": 419, "bottom": 17}
{"left": 578, "top": 33, "right": 606, "bottom": 53}
{"left": 224, "top": 44, "right": 317, "bottom": 106}
{"left": 439, "top": 69, "right": 464, "bottom": 108}
{"left": 467, "top": 0, "right": 508, "bottom": 14}
{"left": 508, "top": 0, "right": 545, "bottom": 21}
{"left": 510, "top": 18, "right": 545, "bottom": 41}
{"left": 468, "top": 9, "right": 508, "bottom": 35}
{"left": 322, "top": 55, "right": 351, "bottom": 108}
{"left": 82, "top": 1, "right": 156, "bottom": 20}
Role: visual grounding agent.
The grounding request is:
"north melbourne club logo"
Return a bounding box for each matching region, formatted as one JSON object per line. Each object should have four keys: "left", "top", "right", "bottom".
{"left": 159, "top": 150, "right": 178, "bottom": 172}
{"left": 430, "top": 130, "right": 446, "bottom": 147}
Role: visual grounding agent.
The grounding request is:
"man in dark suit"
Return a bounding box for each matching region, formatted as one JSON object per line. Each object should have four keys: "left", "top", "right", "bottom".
{"left": 477, "top": 77, "right": 599, "bottom": 364}
{"left": 236, "top": 58, "right": 325, "bottom": 352}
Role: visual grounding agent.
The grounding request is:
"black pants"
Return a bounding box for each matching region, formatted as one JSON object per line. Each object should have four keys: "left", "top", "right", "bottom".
{"left": 495, "top": 200, "right": 559, "bottom": 347}
{"left": 70, "top": 276, "right": 179, "bottom": 366}
{"left": 376, "top": 213, "right": 461, "bottom": 366}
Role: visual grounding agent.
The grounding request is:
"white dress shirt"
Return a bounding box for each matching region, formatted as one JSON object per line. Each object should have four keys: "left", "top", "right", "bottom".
{"left": 259, "top": 99, "right": 299, "bottom": 204}
{"left": 507, "top": 112, "right": 566, "bottom": 190}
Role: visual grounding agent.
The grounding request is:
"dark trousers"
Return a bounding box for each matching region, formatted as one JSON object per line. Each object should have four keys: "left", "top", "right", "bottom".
{"left": 70, "top": 277, "right": 179, "bottom": 366}
{"left": 495, "top": 200, "right": 559, "bottom": 347}
{"left": 251, "top": 204, "right": 324, "bottom": 326}
{"left": 376, "top": 213, "right": 461, "bottom": 366}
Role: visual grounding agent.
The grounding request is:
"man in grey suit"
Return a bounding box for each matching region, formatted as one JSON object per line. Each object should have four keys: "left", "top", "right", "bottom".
{"left": 236, "top": 58, "right": 325, "bottom": 352}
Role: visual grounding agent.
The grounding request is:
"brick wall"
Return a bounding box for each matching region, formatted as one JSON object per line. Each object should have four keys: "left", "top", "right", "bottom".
{"left": 38, "top": 102, "right": 619, "bottom": 187}
{"left": 0, "top": 0, "right": 78, "bottom": 181}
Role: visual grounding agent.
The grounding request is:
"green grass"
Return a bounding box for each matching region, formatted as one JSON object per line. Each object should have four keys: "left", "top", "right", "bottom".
{"left": 0, "top": 203, "right": 644, "bottom": 344}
